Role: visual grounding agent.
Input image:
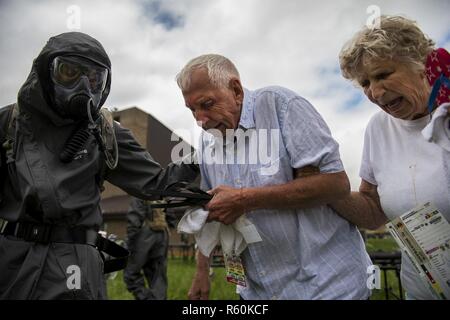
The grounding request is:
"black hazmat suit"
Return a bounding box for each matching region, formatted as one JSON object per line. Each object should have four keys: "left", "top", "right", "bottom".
{"left": 0, "top": 32, "right": 198, "bottom": 299}
{"left": 124, "top": 198, "right": 177, "bottom": 300}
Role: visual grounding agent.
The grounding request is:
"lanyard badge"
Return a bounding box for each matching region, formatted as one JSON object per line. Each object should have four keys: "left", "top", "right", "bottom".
{"left": 224, "top": 253, "right": 247, "bottom": 287}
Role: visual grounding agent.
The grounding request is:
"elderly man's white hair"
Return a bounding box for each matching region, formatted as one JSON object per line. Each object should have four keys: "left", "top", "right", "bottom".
{"left": 176, "top": 54, "right": 240, "bottom": 92}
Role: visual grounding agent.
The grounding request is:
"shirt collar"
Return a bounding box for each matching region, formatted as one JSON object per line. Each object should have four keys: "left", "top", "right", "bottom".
{"left": 238, "top": 88, "right": 256, "bottom": 129}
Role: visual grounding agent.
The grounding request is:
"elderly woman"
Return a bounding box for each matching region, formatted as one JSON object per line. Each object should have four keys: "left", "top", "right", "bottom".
{"left": 331, "top": 15, "right": 450, "bottom": 300}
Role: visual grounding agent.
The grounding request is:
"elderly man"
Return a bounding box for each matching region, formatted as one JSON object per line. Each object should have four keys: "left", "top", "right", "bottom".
{"left": 176, "top": 54, "right": 371, "bottom": 300}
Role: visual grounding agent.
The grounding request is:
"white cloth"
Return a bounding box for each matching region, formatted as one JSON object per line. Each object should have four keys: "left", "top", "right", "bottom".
{"left": 360, "top": 110, "right": 450, "bottom": 300}
{"left": 422, "top": 103, "right": 450, "bottom": 152}
{"left": 177, "top": 207, "right": 262, "bottom": 257}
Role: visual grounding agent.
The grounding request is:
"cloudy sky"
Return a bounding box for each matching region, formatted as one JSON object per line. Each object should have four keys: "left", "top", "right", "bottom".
{"left": 0, "top": 0, "right": 449, "bottom": 188}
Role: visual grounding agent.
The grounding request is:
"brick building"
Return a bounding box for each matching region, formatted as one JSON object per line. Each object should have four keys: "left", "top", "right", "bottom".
{"left": 100, "top": 106, "right": 194, "bottom": 248}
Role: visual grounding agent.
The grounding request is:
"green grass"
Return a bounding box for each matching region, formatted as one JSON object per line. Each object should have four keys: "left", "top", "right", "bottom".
{"left": 366, "top": 237, "right": 399, "bottom": 252}
{"left": 106, "top": 258, "right": 238, "bottom": 300}
{"left": 106, "top": 270, "right": 134, "bottom": 300}
{"left": 369, "top": 269, "right": 403, "bottom": 300}
{"left": 107, "top": 236, "right": 402, "bottom": 300}
{"left": 166, "top": 259, "right": 239, "bottom": 300}
{"left": 365, "top": 237, "right": 403, "bottom": 300}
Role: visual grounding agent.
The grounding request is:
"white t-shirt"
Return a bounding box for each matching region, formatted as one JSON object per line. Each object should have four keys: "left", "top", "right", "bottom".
{"left": 360, "top": 111, "right": 450, "bottom": 300}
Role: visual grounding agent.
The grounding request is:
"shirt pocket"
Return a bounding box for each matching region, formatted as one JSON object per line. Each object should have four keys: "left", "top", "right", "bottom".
{"left": 250, "top": 157, "right": 283, "bottom": 186}
{"left": 210, "top": 163, "right": 229, "bottom": 186}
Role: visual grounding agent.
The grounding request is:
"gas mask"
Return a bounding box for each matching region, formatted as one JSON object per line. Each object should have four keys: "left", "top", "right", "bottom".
{"left": 50, "top": 55, "right": 108, "bottom": 120}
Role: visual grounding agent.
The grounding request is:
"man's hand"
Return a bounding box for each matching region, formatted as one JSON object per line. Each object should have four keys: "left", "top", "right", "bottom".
{"left": 205, "top": 185, "right": 246, "bottom": 225}
{"left": 189, "top": 251, "right": 211, "bottom": 300}
{"left": 188, "top": 271, "right": 211, "bottom": 300}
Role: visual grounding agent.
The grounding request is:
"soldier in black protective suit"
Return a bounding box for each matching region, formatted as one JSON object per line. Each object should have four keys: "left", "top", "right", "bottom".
{"left": 124, "top": 197, "right": 177, "bottom": 300}
{"left": 0, "top": 32, "right": 198, "bottom": 299}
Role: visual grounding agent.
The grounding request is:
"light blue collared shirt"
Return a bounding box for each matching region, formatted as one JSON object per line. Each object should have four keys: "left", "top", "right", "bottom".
{"left": 198, "top": 86, "right": 371, "bottom": 300}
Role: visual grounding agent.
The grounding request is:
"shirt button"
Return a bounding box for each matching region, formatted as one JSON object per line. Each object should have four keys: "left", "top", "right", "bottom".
{"left": 271, "top": 295, "right": 278, "bottom": 300}
{"left": 259, "top": 271, "right": 265, "bottom": 276}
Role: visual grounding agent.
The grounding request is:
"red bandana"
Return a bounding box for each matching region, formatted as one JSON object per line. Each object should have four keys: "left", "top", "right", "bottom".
{"left": 425, "top": 48, "right": 450, "bottom": 107}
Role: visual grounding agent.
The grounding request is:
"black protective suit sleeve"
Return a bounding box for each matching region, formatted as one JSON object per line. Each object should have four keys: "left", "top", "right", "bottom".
{"left": 105, "top": 122, "right": 199, "bottom": 199}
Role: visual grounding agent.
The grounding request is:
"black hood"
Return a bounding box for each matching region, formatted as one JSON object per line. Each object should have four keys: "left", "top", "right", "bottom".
{"left": 17, "top": 32, "right": 112, "bottom": 125}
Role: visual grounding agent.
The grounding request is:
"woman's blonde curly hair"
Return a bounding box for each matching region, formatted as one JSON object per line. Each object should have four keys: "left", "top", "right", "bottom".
{"left": 339, "top": 15, "right": 435, "bottom": 82}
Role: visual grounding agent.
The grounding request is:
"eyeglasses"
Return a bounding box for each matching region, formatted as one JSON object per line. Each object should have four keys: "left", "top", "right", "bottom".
{"left": 50, "top": 55, "right": 108, "bottom": 93}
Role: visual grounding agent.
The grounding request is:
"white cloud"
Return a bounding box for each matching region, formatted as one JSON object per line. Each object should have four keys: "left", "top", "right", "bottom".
{"left": 1, "top": 0, "right": 449, "bottom": 188}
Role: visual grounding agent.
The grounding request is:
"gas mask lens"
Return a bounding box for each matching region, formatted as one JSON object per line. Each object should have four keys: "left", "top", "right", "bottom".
{"left": 51, "top": 56, "right": 108, "bottom": 93}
